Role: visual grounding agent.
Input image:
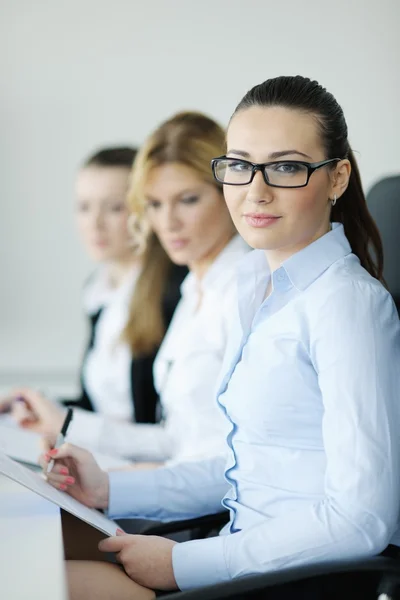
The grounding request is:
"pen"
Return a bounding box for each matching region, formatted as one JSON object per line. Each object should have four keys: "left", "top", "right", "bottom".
{"left": 46, "top": 408, "right": 73, "bottom": 474}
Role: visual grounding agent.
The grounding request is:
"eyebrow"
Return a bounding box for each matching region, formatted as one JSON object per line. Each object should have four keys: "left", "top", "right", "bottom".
{"left": 144, "top": 187, "right": 201, "bottom": 203}
{"left": 227, "top": 149, "right": 312, "bottom": 160}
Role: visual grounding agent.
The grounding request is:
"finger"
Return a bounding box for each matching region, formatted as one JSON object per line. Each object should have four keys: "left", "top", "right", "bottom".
{"left": 116, "top": 528, "right": 126, "bottom": 536}
{"left": 38, "top": 453, "right": 70, "bottom": 476}
{"left": 44, "top": 472, "right": 75, "bottom": 489}
{"left": 20, "top": 419, "right": 40, "bottom": 431}
{"left": 48, "top": 462, "right": 70, "bottom": 476}
{"left": 98, "top": 536, "right": 126, "bottom": 553}
{"left": 46, "top": 443, "right": 88, "bottom": 462}
{"left": 38, "top": 453, "right": 48, "bottom": 470}
{"left": 12, "top": 404, "right": 36, "bottom": 423}
{"left": 40, "top": 435, "right": 57, "bottom": 452}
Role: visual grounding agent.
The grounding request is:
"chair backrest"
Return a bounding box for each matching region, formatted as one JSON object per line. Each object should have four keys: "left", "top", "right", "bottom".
{"left": 367, "top": 175, "right": 400, "bottom": 305}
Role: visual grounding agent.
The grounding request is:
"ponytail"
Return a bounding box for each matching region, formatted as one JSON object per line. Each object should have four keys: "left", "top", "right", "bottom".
{"left": 331, "top": 150, "right": 384, "bottom": 283}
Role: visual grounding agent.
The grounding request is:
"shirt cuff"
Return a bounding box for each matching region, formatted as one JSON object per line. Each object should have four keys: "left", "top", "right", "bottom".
{"left": 172, "top": 535, "right": 230, "bottom": 591}
{"left": 108, "top": 469, "right": 161, "bottom": 520}
{"left": 66, "top": 408, "right": 102, "bottom": 449}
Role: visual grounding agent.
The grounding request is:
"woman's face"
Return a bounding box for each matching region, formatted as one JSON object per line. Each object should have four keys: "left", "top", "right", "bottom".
{"left": 224, "top": 106, "right": 350, "bottom": 263}
{"left": 144, "top": 163, "right": 234, "bottom": 273}
{"left": 75, "top": 165, "right": 133, "bottom": 263}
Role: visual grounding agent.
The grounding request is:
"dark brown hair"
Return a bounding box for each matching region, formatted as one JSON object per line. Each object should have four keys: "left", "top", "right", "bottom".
{"left": 233, "top": 76, "right": 384, "bottom": 281}
{"left": 84, "top": 146, "right": 137, "bottom": 169}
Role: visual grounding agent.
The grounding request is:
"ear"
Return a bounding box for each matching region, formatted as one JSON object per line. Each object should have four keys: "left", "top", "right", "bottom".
{"left": 329, "top": 159, "right": 351, "bottom": 200}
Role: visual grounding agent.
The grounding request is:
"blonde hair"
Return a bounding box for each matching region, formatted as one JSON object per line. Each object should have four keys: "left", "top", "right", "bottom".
{"left": 122, "top": 111, "right": 226, "bottom": 357}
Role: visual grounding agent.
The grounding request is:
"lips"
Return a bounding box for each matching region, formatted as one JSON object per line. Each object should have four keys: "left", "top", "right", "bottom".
{"left": 243, "top": 213, "right": 281, "bottom": 228}
{"left": 166, "top": 239, "right": 188, "bottom": 250}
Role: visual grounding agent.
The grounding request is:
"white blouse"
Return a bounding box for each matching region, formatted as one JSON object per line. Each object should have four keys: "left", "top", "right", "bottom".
{"left": 66, "top": 235, "right": 250, "bottom": 463}
{"left": 69, "top": 265, "right": 140, "bottom": 435}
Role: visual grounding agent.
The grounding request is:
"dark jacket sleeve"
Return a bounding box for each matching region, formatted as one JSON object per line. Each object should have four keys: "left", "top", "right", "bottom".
{"left": 131, "top": 264, "right": 188, "bottom": 424}
{"left": 61, "top": 264, "right": 188, "bottom": 423}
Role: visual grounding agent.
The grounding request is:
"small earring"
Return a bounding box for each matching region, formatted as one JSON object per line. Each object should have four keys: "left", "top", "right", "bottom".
{"left": 331, "top": 194, "right": 337, "bottom": 207}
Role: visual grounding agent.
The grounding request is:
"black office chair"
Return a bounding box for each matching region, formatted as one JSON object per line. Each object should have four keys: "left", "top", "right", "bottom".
{"left": 140, "top": 515, "right": 400, "bottom": 599}
{"left": 162, "top": 558, "right": 400, "bottom": 599}
{"left": 367, "top": 174, "right": 400, "bottom": 307}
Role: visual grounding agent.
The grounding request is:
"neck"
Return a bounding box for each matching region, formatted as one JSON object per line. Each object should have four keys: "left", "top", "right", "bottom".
{"left": 106, "top": 255, "right": 141, "bottom": 289}
{"left": 265, "top": 221, "right": 331, "bottom": 274}
{"left": 189, "top": 231, "right": 236, "bottom": 280}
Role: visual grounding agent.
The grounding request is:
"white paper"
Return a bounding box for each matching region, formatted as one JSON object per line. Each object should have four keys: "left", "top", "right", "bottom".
{"left": 0, "top": 423, "right": 42, "bottom": 466}
{"left": 0, "top": 449, "right": 118, "bottom": 537}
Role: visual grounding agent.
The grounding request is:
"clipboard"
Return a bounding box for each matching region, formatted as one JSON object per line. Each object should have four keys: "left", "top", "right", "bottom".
{"left": 0, "top": 449, "right": 118, "bottom": 537}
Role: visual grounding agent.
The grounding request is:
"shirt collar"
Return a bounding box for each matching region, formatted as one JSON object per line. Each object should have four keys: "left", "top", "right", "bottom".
{"left": 83, "top": 264, "right": 141, "bottom": 314}
{"left": 238, "top": 223, "right": 352, "bottom": 293}
{"left": 282, "top": 223, "right": 352, "bottom": 291}
{"left": 181, "top": 234, "right": 249, "bottom": 297}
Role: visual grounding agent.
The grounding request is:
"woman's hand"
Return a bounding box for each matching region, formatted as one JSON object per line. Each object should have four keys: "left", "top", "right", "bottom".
{"left": 99, "top": 532, "right": 178, "bottom": 591}
{"left": 9, "top": 388, "right": 66, "bottom": 435}
{"left": 39, "top": 443, "right": 110, "bottom": 509}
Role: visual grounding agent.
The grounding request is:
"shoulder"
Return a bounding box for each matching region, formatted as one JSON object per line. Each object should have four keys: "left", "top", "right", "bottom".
{"left": 308, "top": 255, "right": 398, "bottom": 335}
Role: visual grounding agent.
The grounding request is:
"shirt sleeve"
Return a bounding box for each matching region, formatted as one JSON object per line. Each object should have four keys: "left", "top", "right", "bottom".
{"left": 107, "top": 455, "right": 229, "bottom": 521}
{"left": 66, "top": 408, "right": 173, "bottom": 462}
{"left": 173, "top": 281, "right": 400, "bottom": 590}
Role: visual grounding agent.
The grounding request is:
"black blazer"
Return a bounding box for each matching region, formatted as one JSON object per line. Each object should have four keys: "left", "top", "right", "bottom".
{"left": 63, "top": 264, "right": 188, "bottom": 424}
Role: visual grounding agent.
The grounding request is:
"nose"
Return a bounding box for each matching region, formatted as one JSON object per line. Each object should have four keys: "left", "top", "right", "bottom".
{"left": 162, "top": 205, "right": 181, "bottom": 232}
{"left": 92, "top": 209, "right": 105, "bottom": 230}
{"left": 246, "top": 170, "right": 274, "bottom": 205}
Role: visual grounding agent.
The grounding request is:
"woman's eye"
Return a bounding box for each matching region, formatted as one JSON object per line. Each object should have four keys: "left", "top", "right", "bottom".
{"left": 181, "top": 195, "right": 199, "bottom": 205}
{"left": 227, "top": 161, "right": 250, "bottom": 173}
{"left": 109, "top": 204, "right": 125, "bottom": 213}
{"left": 272, "top": 162, "right": 302, "bottom": 174}
{"left": 147, "top": 200, "right": 161, "bottom": 209}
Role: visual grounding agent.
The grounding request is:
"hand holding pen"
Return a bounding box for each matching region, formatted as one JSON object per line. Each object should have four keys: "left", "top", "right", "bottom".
{"left": 39, "top": 433, "right": 110, "bottom": 508}
{"left": 46, "top": 408, "right": 74, "bottom": 474}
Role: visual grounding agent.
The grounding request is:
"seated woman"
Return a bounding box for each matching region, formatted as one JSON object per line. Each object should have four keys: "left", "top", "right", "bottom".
{"left": 1, "top": 147, "right": 186, "bottom": 459}
{"left": 42, "top": 75, "right": 400, "bottom": 600}
{"left": 9, "top": 113, "right": 249, "bottom": 465}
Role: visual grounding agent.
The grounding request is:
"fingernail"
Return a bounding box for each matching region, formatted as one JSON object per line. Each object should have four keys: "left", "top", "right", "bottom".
{"left": 49, "top": 449, "right": 58, "bottom": 456}
{"left": 65, "top": 477, "right": 75, "bottom": 484}
{"left": 116, "top": 528, "right": 124, "bottom": 534}
{"left": 60, "top": 467, "right": 68, "bottom": 475}
{"left": 59, "top": 484, "right": 66, "bottom": 491}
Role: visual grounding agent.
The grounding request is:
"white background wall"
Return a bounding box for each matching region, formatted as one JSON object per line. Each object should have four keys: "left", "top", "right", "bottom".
{"left": 0, "top": 0, "right": 399, "bottom": 390}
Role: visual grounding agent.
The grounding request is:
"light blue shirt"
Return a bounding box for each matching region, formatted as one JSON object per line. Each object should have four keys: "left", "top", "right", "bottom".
{"left": 108, "top": 223, "right": 400, "bottom": 591}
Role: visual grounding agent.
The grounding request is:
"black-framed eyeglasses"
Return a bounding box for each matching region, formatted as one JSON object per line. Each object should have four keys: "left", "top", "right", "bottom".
{"left": 211, "top": 156, "right": 341, "bottom": 189}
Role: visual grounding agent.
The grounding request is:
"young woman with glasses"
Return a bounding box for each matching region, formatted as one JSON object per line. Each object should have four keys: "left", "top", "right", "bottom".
{"left": 41, "top": 76, "right": 400, "bottom": 600}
